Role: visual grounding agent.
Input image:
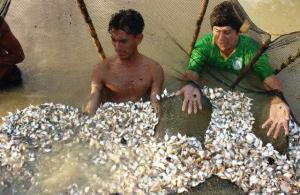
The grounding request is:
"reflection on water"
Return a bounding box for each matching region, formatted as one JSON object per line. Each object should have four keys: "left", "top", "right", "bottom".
{"left": 29, "top": 142, "right": 91, "bottom": 194}
{"left": 28, "top": 142, "right": 114, "bottom": 194}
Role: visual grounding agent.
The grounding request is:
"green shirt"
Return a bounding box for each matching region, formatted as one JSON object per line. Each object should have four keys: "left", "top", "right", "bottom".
{"left": 188, "top": 33, "right": 274, "bottom": 80}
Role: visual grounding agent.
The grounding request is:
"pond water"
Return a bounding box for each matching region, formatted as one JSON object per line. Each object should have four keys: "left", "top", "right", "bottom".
{"left": 0, "top": 0, "right": 300, "bottom": 194}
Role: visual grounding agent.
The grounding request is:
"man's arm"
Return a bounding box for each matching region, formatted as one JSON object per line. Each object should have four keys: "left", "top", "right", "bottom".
{"left": 175, "top": 35, "right": 211, "bottom": 114}
{"left": 0, "top": 20, "right": 25, "bottom": 67}
{"left": 83, "top": 63, "right": 104, "bottom": 115}
{"left": 182, "top": 70, "right": 200, "bottom": 81}
{"left": 262, "top": 75, "right": 290, "bottom": 139}
{"left": 149, "top": 62, "right": 164, "bottom": 115}
{"left": 262, "top": 74, "right": 283, "bottom": 91}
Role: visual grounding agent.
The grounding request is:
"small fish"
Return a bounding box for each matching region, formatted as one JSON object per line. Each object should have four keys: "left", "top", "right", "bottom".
{"left": 156, "top": 94, "right": 160, "bottom": 100}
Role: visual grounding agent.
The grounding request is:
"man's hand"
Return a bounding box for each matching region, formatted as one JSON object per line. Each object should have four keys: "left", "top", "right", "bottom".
{"left": 176, "top": 84, "right": 202, "bottom": 114}
{"left": 82, "top": 104, "right": 94, "bottom": 116}
{"left": 262, "top": 102, "right": 290, "bottom": 139}
{"left": 82, "top": 84, "right": 101, "bottom": 116}
{"left": 152, "top": 101, "right": 161, "bottom": 116}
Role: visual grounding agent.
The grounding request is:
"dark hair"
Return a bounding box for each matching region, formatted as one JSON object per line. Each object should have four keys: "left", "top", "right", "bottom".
{"left": 108, "top": 9, "right": 144, "bottom": 35}
{"left": 210, "top": 1, "right": 242, "bottom": 32}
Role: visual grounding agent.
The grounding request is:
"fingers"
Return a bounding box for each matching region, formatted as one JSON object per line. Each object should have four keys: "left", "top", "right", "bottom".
{"left": 196, "top": 94, "right": 202, "bottom": 110}
{"left": 283, "top": 121, "right": 289, "bottom": 136}
{"left": 273, "top": 124, "right": 281, "bottom": 139}
{"left": 182, "top": 98, "right": 188, "bottom": 112}
{"left": 262, "top": 118, "right": 272, "bottom": 129}
{"left": 183, "top": 98, "right": 200, "bottom": 115}
{"left": 193, "top": 100, "right": 197, "bottom": 114}
{"left": 175, "top": 89, "right": 183, "bottom": 96}
{"left": 82, "top": 105, "right": 90, "bottom": 115}
{"left": 188, "top": 99, "right": 193, "bottom": 114}
{"left": 267, "top": 122, "right": 276, "bottom": 137}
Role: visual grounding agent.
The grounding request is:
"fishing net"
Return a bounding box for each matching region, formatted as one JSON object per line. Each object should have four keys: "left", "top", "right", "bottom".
{"left": 5, "top": 0, "right": 299, "bottom": 116}
{"left": 2, "top": 0, "right": 299, "bottom": 105}
{"left": 1, "top": 0, "right": 300, "bottom": 194}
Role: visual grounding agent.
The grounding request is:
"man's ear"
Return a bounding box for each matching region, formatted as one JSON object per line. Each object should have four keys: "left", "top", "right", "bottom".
{"left": 136, "top": 33, "right": 143, "bottom": 44}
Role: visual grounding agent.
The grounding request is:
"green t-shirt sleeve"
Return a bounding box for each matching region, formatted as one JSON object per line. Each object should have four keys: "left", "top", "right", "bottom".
{"left": 187, "top": 35, "right": 211, "bottom": 73}
{"left": 253, "top": 53, "right": 274, "bottom": 80}
{"left": 244, "top": 38, "right": 274, "bottom": 80}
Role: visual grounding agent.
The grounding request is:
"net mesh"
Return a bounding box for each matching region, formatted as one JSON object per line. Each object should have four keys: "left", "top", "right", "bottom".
{"left": 1, "top": 0, "right": 299, "bottom": 147}
{"left": 4, "top": 0, "right": 300, "bottom": 86}
{"left": 2, "top": 0, "right": 299, "bottom": 148}
{"left": 1, "top": 0, "right": 300, "bottom": 193}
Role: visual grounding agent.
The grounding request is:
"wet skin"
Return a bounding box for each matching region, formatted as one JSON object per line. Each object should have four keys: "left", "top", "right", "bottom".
{"left": 84, "top": 29, "right": 164, "bottom": 115}
{"left": 93, "top": 55, "right": 158, "bottom": 102}
{"left": 0, "top": 20, "right": 24, "bottom": 80}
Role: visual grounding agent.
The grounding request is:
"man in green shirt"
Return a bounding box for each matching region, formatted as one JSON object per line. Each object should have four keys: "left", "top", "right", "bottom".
{"left": 188, "top": 33, "right": 273, "bottom": 80}
{"left": 176, "top": 1, "right": 289, "bottom": 140}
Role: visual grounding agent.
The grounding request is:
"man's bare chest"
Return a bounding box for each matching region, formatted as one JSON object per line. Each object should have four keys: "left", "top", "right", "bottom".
{"left": 104, "top": 67, "right": 152, "bottom": 92}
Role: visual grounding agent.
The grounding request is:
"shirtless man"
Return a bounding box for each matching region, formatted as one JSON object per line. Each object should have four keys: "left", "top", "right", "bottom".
{"left": 0, "top": 19, "right": 25, "bottom": 89}
{"left": 84, "top": 9, "right": 164, "bottom": 115}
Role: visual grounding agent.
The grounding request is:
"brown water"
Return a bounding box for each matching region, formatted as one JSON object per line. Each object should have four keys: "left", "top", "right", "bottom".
{"left": 239, "top": 0, "right": 300, "bottom": 38}
{"left": 1, "top": 0, "right": 300, "bottom": 116}
{"left": 1, "top": 0, "right": 300, "bottom": 194}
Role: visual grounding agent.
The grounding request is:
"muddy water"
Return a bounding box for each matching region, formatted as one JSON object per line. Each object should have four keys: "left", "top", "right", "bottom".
{"left": 239, "top": 0, "right": 300, "bottom": 38}
{"left": 1, "top": 0, "right": 299, "bottom": 116}
{"left": 0, "top": 0, "right": 300, "bottom": 194}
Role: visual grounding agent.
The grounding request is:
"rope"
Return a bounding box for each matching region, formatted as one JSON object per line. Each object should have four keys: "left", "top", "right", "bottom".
{"left": 0, "top": 0, "right": 10, "bottom": 18}
{"left": 76, "top": 0, "right": 106, "bottom": 60}
{"left": 230, "top": 38, "right": 271, "bottom": 89}
{"left": 0, "top": 0, "right": 11, "bottom": 27}
{"left": 189, "top": 0, "right": 209, "bottom": 56}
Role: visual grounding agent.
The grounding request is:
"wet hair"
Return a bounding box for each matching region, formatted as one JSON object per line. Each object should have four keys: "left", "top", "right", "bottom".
{"left": 210, "top": 1, "right": 242, "bottom": 32}
{"left": 108, "top": 9, "right": 144, "bottom": 35}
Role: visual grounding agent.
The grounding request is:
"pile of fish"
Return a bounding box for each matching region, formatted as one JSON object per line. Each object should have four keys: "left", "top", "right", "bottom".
{"left": 289, "top": 120, "right": 300, "bottom": 179}
{"left": 0, "top": 103, "right": 82, "bottom": 188}
{"left": 76, "top": 101, "right": 212, "bottom": 194}
{"left": 203, "top": 88, "right": 299, "bottom": 194}
{"left": 0, "top": 87, "right": 300, "bottom": 194}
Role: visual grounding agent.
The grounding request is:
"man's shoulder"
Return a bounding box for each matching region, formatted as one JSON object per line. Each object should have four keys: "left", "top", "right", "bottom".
{"left": 140, "top": 55, "right": 164, "bottom": 83}
{"left": 91, "top": 58, "right": 115, "bottom": 80}
{"left": 195, "top": 33, "right": 213, "bottom": 48}
{"left": 239, "top": 35, "right": 260, "bottom": 48}
{"left": 94, "top": 57, "right": 115, "bottom": 70}
{"left": 202, "top": 33, "right": 213, "bottom": 39}
{"left": 91, "top": 58, "right": 113, "bottom": 85}
{"left": 140, "top": 55, "right": 164, "bottom": 77}
{"left": 141, "top": 54, "right": 162, "bottom": 68}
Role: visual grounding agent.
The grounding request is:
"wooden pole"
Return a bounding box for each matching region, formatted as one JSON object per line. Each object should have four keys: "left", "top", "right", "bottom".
{"left": 76, "top": 0, "right": 106, "bottom": 60}
{"left": 230, "top": 38, "right": 271, "bottom": 89}
{"left": 189, "top": 0, "right": 209, "bottom": 56}
{"left": 0, "top": 0, "right": 11, "bottom": 26}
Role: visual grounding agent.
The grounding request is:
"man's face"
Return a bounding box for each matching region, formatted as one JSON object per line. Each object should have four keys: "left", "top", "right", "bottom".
{"left": 213, "top": 26, "right": 239, "bottom": 54}
{"left": 110, "top": 28, "right": 142, "bottom": 60}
